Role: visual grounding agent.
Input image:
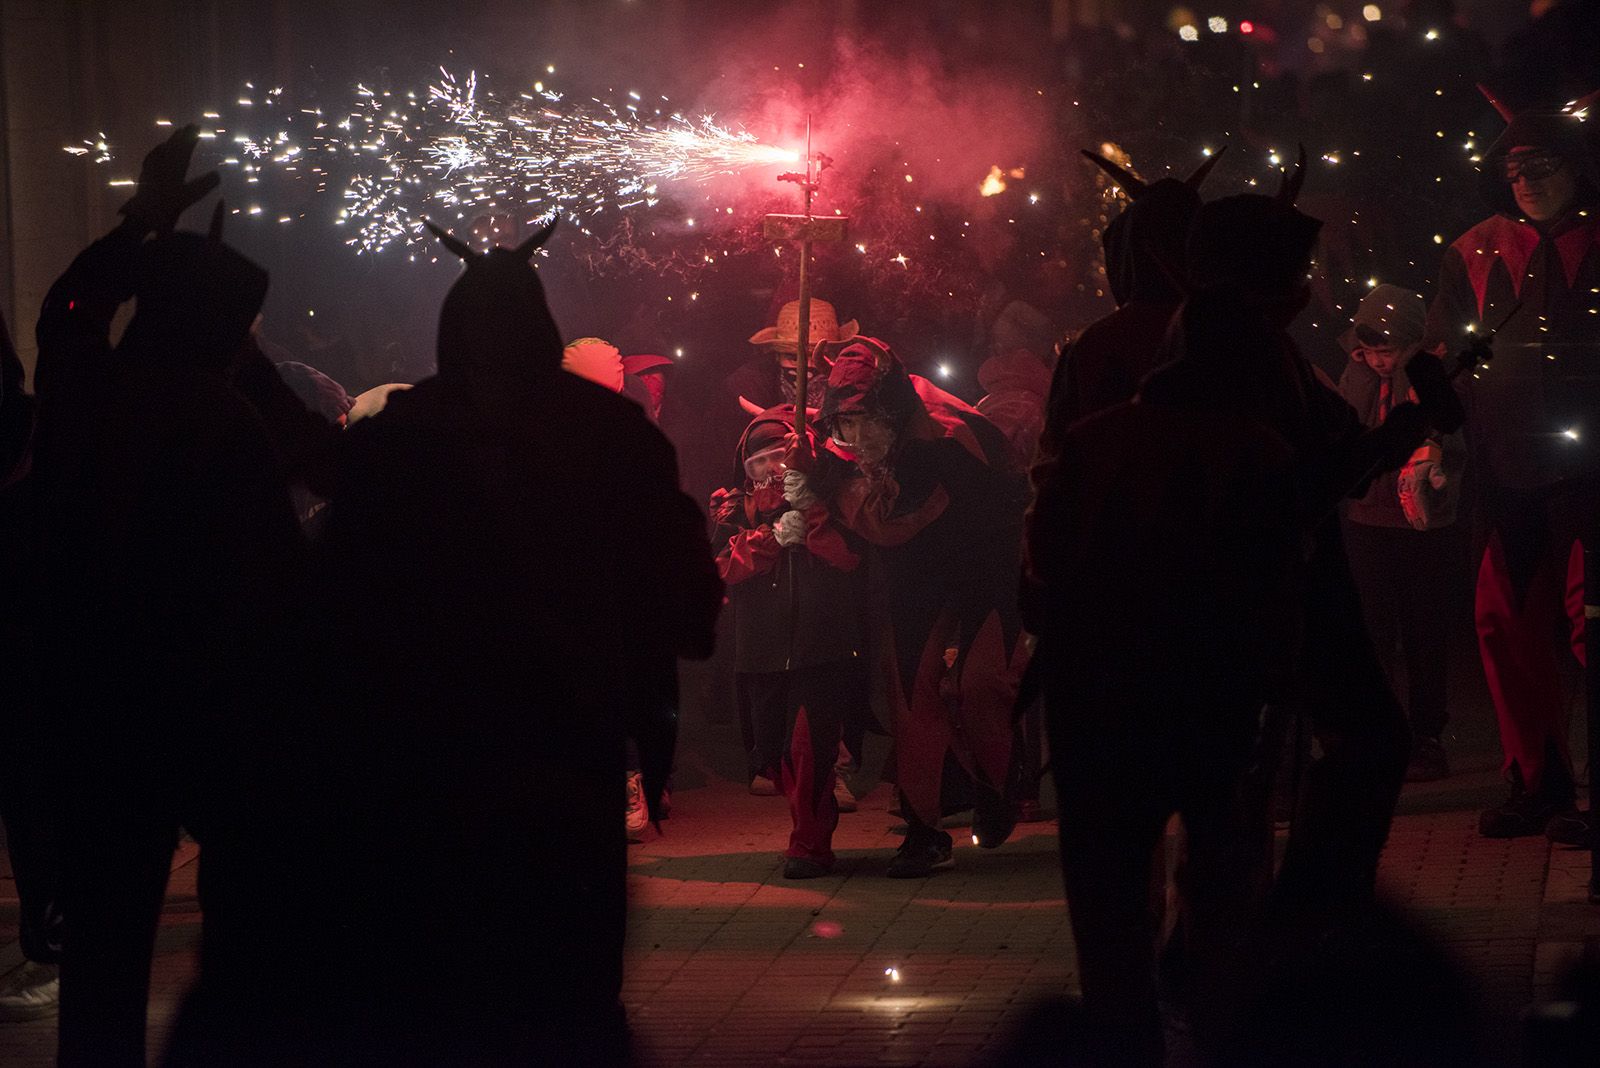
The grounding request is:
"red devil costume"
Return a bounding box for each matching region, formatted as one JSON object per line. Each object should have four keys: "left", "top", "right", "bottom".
{"left": 1425, "top": 87, "right": 1599, "bottom": 837}
{"left": 809, "top": 338, "right": 1029, "bottom": 877}
{"left": 712, "top": 406, "right": 867, "bottom": 877}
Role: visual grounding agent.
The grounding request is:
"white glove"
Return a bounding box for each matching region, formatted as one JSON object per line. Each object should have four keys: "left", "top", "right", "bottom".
{"left": 782, "top": 469, "right": 817, "bottom": 510}
{"left": 1398, "top": 459, "right": 1446, "bottom": 530}
{"left": 773, "top": 509, "right": 807, "bottom": 548}
{"left": 347, "top": 382, "right": 412, "bottom": 425}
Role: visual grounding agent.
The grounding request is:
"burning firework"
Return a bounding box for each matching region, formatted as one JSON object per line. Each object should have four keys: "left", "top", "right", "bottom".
{"left": 71, "top": 67, "right": 799, "bottom": 255}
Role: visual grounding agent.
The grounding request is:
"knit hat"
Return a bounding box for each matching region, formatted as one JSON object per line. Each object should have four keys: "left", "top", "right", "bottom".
{"left": 1340, "top": 285, "right": 1427, "bottom": 353}
{"left": 561, "top": 337, "right": 625, "bottom": 392}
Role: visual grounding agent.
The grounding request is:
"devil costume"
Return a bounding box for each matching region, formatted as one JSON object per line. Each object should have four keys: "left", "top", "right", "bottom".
{"left": 1029, "top": 165, "right": 1441, "bottom": 1057}
{"left": 1036, "top": 148, "right": 1225, "bottom": 459}
{"left": 1029, "top": 285, "right": 1304, "bottom": 1063}
{"left": 713, "top": 406, "right": 867, "bottom": 874}
{"left": 810, "top": 338, "right": 1028, "bottom": 876}
{"left": 200, "top": 220, "right": 720, "bottom": 1065}
{"left": 31, "top": 213, "right": 304, "bottom": 1065}
{"left": 1424, "top": 88, "right": 1599, "bottom": 830}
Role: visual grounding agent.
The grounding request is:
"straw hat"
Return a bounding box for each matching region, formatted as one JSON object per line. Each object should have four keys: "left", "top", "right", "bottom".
{"left": 748, "top": 299, "right": 859, "bottom": 358}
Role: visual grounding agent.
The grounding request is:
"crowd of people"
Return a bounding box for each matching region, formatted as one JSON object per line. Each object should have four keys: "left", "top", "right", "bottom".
{"left": 0, "top": 11, "right": 1597, "bottom": 1065}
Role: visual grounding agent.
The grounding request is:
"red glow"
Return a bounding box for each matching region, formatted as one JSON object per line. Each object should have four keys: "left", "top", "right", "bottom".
{"left": 1240, "top": 20, "right": 1255, "bottom": 34}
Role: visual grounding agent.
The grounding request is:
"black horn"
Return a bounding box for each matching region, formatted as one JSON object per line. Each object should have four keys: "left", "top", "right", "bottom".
{"left": 1185, "top": 143, "right": 1228, "bottom": 190}
{"left": 1080, "top": 150, "right": 1147, "bottom": 199}
{"left": 1275, "top": 144, "right": 1307, "bottom": 206}
{"left": 515, "top": 217, "right": 558, "bottom": 259}
{"left": 423, "top": 218, "right": 479, "bottom": 262}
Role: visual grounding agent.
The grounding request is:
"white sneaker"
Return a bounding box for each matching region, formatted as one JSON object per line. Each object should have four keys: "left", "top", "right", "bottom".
{"left": 625, "top": 771, "right": 649, "bottom": 836}
{"left": 0, "top": 960, "right": 60, "bottom": 1022}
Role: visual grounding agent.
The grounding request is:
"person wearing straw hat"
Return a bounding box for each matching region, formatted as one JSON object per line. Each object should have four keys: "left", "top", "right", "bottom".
{"left": 731, "top": 298, "right": 859, "bottom": 411}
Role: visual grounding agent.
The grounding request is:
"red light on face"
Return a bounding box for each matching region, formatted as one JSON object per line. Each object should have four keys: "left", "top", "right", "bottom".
{"left": 1240, "top": 20, "right": 1255, "bottom": 34}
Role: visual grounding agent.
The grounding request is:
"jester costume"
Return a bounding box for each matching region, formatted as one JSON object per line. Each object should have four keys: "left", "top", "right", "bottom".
{"left": 1424, "top": 87, "right": 1599, "bottom": 833}
{"left": 814, "top": 338, "right": 1028, "bottom": 875}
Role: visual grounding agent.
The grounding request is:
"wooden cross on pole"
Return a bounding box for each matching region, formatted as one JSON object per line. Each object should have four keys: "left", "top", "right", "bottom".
{"left": 763, "top": 118, "right": 848, "bottom": 442}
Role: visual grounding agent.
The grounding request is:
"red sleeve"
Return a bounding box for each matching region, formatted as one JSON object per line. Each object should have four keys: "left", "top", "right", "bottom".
{"left": 717, "top": 525, "right": 782, "bottom": 584}
{"left": 800, "top": 503, "right": 860, "bottom": 572}
{"left": 831, "top": 471, "right": 950, "bottom": 547}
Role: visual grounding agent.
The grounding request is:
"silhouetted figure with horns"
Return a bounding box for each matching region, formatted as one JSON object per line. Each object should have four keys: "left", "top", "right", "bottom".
{"left": 1027, "top": 146, "right": 1224, "bottom": 630}
{"left": 179, "top": 216, "right": 721, "bottom": 1065}
{"left": 28, "top": 126, "right": 307, "bottom": 1066}
{"left": 1028, "top": 152, "right": 1445, "bottom": 1062}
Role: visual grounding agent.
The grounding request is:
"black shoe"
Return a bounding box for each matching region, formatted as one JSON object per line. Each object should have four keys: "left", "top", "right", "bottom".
{"left": 886, "top": 829, "right": 954, "bottom": 878}
{"left": 1404, "top": 736, "right": 1450, "bottom": 783}
{"left": 1479, "top": 783, "right": 1575, "bottom": 838}
{"left": 971, "top": 797, "right": 1019, "bottom": 849}
{"left": 1545, "top": 809, "right": 1594, "bottom": 848}
{"left": 783, "top": 856, "right": 833, "bottom": 880}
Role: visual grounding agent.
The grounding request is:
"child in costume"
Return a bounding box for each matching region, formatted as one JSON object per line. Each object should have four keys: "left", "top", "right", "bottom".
{"left": 712, "top": 405, "right": 867, "bottom": 878}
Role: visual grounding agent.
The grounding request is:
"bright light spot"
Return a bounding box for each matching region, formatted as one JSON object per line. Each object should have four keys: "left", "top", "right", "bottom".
{"left": 1178, "top": 25, "right": 1200, "bottom": 42}
{"left": 904, "top": 174, "right": 914, "bottom": 183}
{"left": 1028, "top": 192, "right": 1040, "bottom": 204}
{"left": 674, "top": 348, "right": 684, "bottom": 358}
{"left": 1433, "top": 234, "right": 1444, "bottom": 244}
{"left": 885, "top": 967, "right": 902, "bottom": 983}
{"left": 1363, "top": 4, "right": 1382, "bottom": 21}
{"left": 1208, "top": 16, "right": 1227, "bottom": 33}
{"left": 1269, "top": 151, "right": 1282, "bottom": 166}
{"left": 979, "top": 165, "right": 1007, "bottom": 197}
{"left": 1425, "top": 28, "right": 1439, "bottom": 40}
{"left": 1240, "top": 20, "right": 1255, "bottom": 34}
{"left": 938, "top": 364, "right": 952, "bottom": 379}
{"left": 971, "top": 834, "right": 980, "bottom": 845}
{"left": 1563, "top": 428, "right": 1581, "bottom": 441}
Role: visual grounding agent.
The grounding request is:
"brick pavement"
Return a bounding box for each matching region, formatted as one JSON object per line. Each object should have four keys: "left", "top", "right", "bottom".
{"left": 1, "top": 763, "right": 1595, "bottom": 1066}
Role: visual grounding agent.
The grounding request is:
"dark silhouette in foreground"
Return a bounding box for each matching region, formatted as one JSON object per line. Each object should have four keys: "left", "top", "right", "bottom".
{"left": 170, "top": 218, "right": 721, "bottom": 1065}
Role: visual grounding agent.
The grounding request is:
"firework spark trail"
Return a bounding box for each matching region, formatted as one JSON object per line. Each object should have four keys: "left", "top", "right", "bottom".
{"left": 71, "top": 67, "right": 797, "bottom": 255}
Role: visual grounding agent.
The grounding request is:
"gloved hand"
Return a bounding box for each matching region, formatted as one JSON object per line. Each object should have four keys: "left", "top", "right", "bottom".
{"left": 773, "top": 509, "right": 807, "bottom": 548}
{"left": 1398, "top": 452, "right": 1448, "bottom": 531}
{"left": 120, "top": 125, "right": 220, "bottom": 235}
{"left": 783, "top": 469, "right": 817, "bottom": 510}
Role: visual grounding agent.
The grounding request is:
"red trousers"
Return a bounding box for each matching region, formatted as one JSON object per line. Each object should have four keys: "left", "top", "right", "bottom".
{"left": 1476, "top": 534, "right": 1586, "bottom": 791}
